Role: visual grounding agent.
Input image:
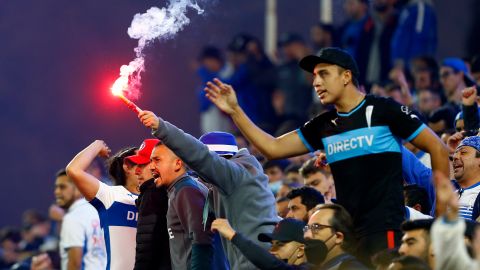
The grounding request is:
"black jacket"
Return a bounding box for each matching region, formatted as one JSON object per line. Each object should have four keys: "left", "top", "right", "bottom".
{"left": 134, "top": 179, "right": 171, "bottom": 270}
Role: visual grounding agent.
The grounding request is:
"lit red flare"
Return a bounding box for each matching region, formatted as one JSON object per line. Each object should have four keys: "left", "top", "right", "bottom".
{"left": 111, "top": 78, "right": 142, "bottom": 114}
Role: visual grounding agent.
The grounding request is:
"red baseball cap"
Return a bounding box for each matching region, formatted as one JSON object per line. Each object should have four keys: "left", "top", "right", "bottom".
{"left": 125, "top": 139, "right": 160, "bottom": 165}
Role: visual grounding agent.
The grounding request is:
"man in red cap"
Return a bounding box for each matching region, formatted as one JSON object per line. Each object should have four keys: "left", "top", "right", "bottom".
{"left": 125, "top": 139, "right": 172, "bottom": 270}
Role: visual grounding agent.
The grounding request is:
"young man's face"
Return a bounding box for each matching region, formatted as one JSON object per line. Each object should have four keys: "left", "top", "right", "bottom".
{"left": 134, "top": 163, "right": 153, "bottom": 188}
{"left": 265, "top": 166, "right": 284, "bottom": 183}
{"left": 270, "top": 240, "right": 303, "bottom": 262}
{"left": 54, "top": 175, "right": 78, "bottom": 209}
{"left": 399, "top": 229, "right": 430, "bottom": 263}
{"left": 149, "top": 145, "right": 183, "bottom": 187}
{"left": 304, "top": 172, "right": 330, "bottom": 195}
{"left": 286, "top": 196, "right": 309, "bottom": 222}
{"left": 453, "top": 146, "right": 480, "bottom": 183}
{"left": 313, "top": 63, "right": 348, "bottom": 105}
{"left": 417, "top": 90, "right": 439, "bottom": 115}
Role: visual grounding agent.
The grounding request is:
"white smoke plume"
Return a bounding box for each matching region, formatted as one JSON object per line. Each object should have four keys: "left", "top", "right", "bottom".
{"left": 115, "top": 0, "right": 204, "bottom": 99}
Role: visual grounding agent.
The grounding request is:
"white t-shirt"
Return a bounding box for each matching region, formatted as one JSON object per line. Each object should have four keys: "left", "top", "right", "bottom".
{"left": 89, "top": 182, "right": 138, "bottom": 270}
{"left": 60, "top": 199, "right": 106, "bottom": 270}
{"left": 405, "top": 206, "right": 433, "bottom": 220}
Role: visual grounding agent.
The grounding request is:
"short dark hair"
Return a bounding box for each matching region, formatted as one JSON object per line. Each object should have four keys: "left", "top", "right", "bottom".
{"left": 55, "top": 169, "right": 67, "bottom": 178}
{"left": 299, "top": 157, "right": 330, "bottom": 178}
{"left": 372, "top": 248, "right": 400, "bottom": 269}
{"left": 315, "top": 204, "right": 356, "bottom": 252}
{"left": 404, "top": 184, "right": 432, "bottom": 215}
{"left": 400, "top": 219, "right": 433, "bottom": 233}
{"left": 286, "top": 187, "right": 325, "bottom": 211}
{"left": 390, "top": 255, "right": 431, "bottom": 270}
{"left": 107, "top": 147, "right": 137, "bottom": 186}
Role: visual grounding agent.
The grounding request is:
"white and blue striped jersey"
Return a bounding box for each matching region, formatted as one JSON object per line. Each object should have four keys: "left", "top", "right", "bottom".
{"left": 90, "top": 182, "right": 138, "bottom": 270}
{"left": 457, "top": 182, "right": 480, "bottom": 220}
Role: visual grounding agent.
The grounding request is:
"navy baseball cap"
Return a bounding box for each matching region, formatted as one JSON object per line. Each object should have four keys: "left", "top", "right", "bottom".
{"left": 442, "top": 57, "right": 476, "bottom": 86}
{"left": 199, "top": 131, "right": 238, "bottom": 156}
{"left": 258, "top": 218, "right": 306, "bottom": 244}
{"left": 299, "top": 47, "right": 360, "bottom": 79}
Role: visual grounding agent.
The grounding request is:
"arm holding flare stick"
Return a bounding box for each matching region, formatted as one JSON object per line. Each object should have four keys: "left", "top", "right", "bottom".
{"left": 110, "top": 78, "right": 143, "bottom": 114}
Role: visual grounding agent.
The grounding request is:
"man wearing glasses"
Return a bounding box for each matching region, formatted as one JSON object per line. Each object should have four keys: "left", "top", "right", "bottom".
{"left": 303, "top": 204, "right": 367, "bottom": 269}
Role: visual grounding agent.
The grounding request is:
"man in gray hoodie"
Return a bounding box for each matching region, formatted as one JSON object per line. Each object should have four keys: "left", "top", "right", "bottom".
{"left": 138, "top": 110, "right": 280, "bottom": 270}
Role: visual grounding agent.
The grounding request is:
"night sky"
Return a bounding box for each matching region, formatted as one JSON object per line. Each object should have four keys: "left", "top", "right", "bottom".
{"left": 0, "top": 0, "right": 475, "bottom": 227}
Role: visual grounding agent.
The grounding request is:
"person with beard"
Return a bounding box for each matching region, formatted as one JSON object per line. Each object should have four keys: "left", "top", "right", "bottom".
{"left": 303, "top": 204, "right": 367, "bottom": 269}
{"left": 210, "top": 218, "right": 308, "bottom": 270}
{"left": 286, "top": 187, "right": 325, "bottom": 222}
{"left": 450, "top": 136, "right": 480, "bottom": 220}
{"left": 66, "top": 141, "right": 139, "bottom": 270}
{"left": 397, "top": 219, "right": 434, "bottom": 268}
{"left": 148, "top": 141, "right": 222, "bottom": 269}
{"left": 125, "top": 139, "right": 172, "bottom": 270}
{"left": 54, "top": 169, "right": 106, "bottom": 270}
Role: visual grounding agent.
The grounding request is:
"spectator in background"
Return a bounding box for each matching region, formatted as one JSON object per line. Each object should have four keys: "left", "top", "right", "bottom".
{"left": 391, "top": 0, "right": 437, "bottom": 68}
{"left": 284, "top": 163, "right": 302, "bottom": 185}
{"left": 211, "top": 218, "right": 308, "bottom": 269}
{"left": 428, "top": 58, "right": 476, "bottom": 134}
{"left": 410, "top": 56, "right": 440, "bottom": 93}
{"left": 196, "top": 46, "right": 233, "bottom": 133}
{"left": 471, "top": 55, "right": 480, "bottom": 85}
{"left": 303, "top": 204, "right": 367, "bottom": 269}
{"left": 263, "top": 159, "right": 290, "bottom": 196}
{"left": 54, "top": 169, "right": 106, "bottom": 270}
{"left": 0, "top": 228, "right": 21, "bottom": 269}
{"left": 340, "top": 0, "right": 370, "bottom": 59}
{"left": 286, "top": 187, "right": 325, "bottom": 222}
{"left": 404, "top": 184, "right": 432, "bottom": 216}
{"left": 416, "top": 88, "right": 441, "bottom": 120}
{"left": 398, "top": 219, "right": 434, "bottom": 268}
{"left": 299, "top": 157, "right": 334, "bottom": 201}
{"left": 357, "top": 0, "right": 399, "bottom": 87}
{"left": 387, "top": 255, "right": 431, "bottom": 270}
{"left": 310, "top": 23, "right": 335, "bottom": 53}
{"left": 227, "top": 33, "right": 278, "bottom": 133}
{"left": 275, "top": 32, "right": 314, "bottom": 132}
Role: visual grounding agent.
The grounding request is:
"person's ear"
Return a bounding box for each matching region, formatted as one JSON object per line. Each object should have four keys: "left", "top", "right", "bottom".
{"left": 335, "top": 231, "right": 344, "bottom": 245}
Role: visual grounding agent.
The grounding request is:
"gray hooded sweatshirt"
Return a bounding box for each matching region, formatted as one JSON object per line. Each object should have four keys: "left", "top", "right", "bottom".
{"left": 152, "top": 119, "right": 280, "bottom": 270}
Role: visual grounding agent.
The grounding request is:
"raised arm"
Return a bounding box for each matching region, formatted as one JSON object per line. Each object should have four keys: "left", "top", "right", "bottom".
{"left": 66, "top": 140, "right": 110, "bottom": 201}
{"left": 410, "top": 129, "right": 450, "bottom": 179}
{"left": 205, "top": 78, "right": 309, "bottom": 159}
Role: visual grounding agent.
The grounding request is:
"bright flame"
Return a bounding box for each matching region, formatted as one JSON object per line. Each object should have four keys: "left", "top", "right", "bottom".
{"left": 111, "top": 77, "right": 128, "bottom": 96}
{"left": 110, "top": 0, "right": 204, "bottom": 100}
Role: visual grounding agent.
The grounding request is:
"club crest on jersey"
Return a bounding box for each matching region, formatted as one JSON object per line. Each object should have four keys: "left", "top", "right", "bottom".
{"left": 401, "top": 106, "right": 411, "bottom": 115}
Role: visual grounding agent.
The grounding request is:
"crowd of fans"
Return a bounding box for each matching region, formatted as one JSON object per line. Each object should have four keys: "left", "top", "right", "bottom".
{"left": 2, "top": 0, "right": 480, "bottom": 269}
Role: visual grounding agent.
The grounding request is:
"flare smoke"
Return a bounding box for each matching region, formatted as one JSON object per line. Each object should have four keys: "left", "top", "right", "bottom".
{"left": 116, "top": 0, "right": 204, "bottom": 99}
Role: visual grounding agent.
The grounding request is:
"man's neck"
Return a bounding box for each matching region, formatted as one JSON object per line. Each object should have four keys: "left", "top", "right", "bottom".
{"left": 458, "top": 177, "right": 480, "bottom": 189}
{"left": 324, "top": 246, "right": 345, "bottom": 265}
{"left": 335, "top": 88, "right": 365, "bottom": 113}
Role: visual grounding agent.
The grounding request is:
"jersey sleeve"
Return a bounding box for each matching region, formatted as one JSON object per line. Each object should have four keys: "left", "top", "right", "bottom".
{"left": 60, "top": 215, "right": 85, "bottom": 249}
{"left": 382, "top": 97, "right": 426, "bottom": 141}
{"left": 298, "top": 114, "right": 328, "bottom": 151}
{"left": 92, "top": 182, "right": 115, "bottom": 209}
